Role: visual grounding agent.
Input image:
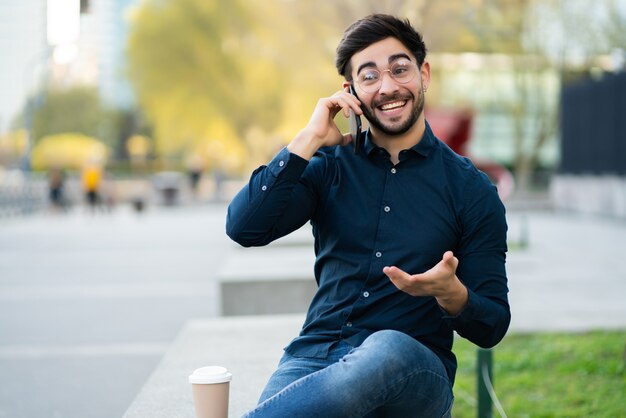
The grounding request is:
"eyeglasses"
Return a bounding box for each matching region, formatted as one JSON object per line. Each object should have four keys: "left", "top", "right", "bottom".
{"left": 354, "top": 60, "right": 419, "bottom": 93}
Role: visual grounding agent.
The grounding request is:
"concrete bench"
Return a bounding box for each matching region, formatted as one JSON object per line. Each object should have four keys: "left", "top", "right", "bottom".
{"left": 218, "top": 246, "right": 317, "bottom": 316}
{"left": 123, "top": 315, "right": 304, "bottom": 418}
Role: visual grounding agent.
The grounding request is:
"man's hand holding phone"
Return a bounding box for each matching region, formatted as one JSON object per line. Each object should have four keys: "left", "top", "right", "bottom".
{"left": 287, "top": 88, "right": 362, "bottom": 161}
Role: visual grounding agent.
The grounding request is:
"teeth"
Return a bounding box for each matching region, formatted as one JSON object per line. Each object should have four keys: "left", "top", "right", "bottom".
{"left": 380, "top": 101, "right": 406, "bottom": 110}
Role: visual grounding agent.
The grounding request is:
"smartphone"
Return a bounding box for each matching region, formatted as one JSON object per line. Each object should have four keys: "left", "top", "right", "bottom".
{"left": 348, "top": 85, "right": 362, "bottom": 154}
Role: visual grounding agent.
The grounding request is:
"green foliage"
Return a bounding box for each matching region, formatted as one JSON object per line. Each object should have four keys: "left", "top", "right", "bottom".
{"left": 31, "top": 86, "right": 120, "bottom": 148}
{"left": 127, "top": 0, "right": 278, "bottom": 166}
{"left": 124, "top": 0, "right": 542, "bottom": 172}
{"left": 125, "top": 0, "right": 376, "bottom": 170}
{"left": 452, "top": 331, "right": 626, "bottom": 417}
{"left": 125, "top": 0, "right": 626, "bottom": 177}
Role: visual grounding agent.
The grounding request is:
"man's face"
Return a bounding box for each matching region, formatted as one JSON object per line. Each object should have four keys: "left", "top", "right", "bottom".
{"left": 348, "top": 37, "right": 429, "bottom": 137}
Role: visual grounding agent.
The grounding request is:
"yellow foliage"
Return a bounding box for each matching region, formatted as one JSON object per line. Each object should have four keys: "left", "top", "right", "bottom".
{"left": 126, "top": 0, "right": 341, "bottom": 174}
{"left": 191, "top": 117, "right": 247, "bottom": 175}
{"left": 125, "top": 0, "right": 540, "bottom": 175}
{"left": 0, "top": 129, "right": 28, "bottom": 162}
{"left": 31, "top": 133, "right": 109, "bottom": 171}
{"left": 126, "top": 134, "right": 151, "bottom": 157}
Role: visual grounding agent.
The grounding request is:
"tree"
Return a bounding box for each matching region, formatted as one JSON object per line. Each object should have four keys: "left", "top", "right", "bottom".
{"left": 125, "top": 0, "right": 443, "bottom": 171}
{"left": 492, "top": 0, "right": 626, "bottom": 191}
{"left": 24, "top": 86, "right": 121, "bottom": 150}
{"left": 126, "top": 0, "right": 624, "bottom": 184}
{"left": 126, "top": 0, "right": 286, "bottom": 170}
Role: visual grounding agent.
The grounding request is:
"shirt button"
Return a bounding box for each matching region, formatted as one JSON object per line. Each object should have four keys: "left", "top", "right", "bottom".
{"left": 363, "top": 291, "right": 370, "bottom": 298}
{"left": 390, "top": 168, "right": 397, "bottom": 174}
{"left": 261, "top": 185, "right": 267, "bottom": 191}
{"left": 384, "top": 206, "right": 390, "bottom": 213}
{"left": 278, "top": 160, "right": 285, "bottom": 167}
{"left": 375, "top": 251, "right": 382, "bottom": 258}
{"left": 346, "top": 322, "right": 353, "bottom": 327}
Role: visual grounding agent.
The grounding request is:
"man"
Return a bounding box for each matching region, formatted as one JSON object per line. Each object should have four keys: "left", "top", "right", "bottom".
{"left": 226, "top": 14, "right": 510, "bottom": 418}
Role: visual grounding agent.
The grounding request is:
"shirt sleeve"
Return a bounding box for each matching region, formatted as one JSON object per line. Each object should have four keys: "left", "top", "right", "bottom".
{"left": 443, "top": 171, "right": 511, "bottom": 348}
{"left": 225, "top": 147, "right": 317, "bottom": 247}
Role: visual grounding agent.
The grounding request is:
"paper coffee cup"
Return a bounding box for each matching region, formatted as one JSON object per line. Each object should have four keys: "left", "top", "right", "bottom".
{"left": 189, "top": 366, "right": 232, "bottom": 418}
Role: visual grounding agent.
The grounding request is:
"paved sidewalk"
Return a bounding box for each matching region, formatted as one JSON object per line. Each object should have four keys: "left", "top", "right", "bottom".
{"left": 123, "top": 206, "right": 626, "bottom": 418}
{"left": 2, "top": 203, "right": 625, "bottom": 418}
{"left": 505, "top": 211, "right": 626, "bottom": 332}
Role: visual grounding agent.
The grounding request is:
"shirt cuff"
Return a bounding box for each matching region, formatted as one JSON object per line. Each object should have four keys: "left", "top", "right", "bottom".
{"left": 440, "top": 288, "right": 478, "bottom": 325}
{"left": 267, "top": 147, "right": 309, "bottom": 180}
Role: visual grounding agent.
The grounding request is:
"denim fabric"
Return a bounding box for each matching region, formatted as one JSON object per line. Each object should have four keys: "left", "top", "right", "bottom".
{"left": 243, "top": 330, "right": 454, "bottom": 418}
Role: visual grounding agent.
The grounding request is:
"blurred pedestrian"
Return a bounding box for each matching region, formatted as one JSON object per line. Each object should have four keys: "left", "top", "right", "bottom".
{"left": 81, "top": 164, "right": 102, "bottom": 212}
{"left": 47, "top": 167, "right": 66, "bottom": 211}
{"left": 186, "top": 154, "right": 204, "bottom": 198}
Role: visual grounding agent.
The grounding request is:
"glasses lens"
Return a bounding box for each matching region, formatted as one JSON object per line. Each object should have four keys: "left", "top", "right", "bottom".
{"left": 356, "top": 61, "right": 418, "bottom": 93}
{"left": 357, "top": 69, "right": 381, "bottom": 92}
{"left": 390, "top": 61, "right": 416, "bottom": 83}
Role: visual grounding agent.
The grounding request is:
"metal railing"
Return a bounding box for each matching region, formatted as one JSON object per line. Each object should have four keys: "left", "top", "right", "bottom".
{"left": 477, "top": 348, "right": 507, "bottom": 418}
{"left": 0, "top": 174, "right": 47, "bottom": 218}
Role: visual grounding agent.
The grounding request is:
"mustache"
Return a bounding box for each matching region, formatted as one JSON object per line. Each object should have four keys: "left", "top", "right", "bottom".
{"left": 372, "top": 93, "right": 414, "bottom": 108}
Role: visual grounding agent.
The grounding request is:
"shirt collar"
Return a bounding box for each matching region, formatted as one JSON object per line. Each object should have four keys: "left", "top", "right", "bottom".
{"left": 363, "top": 120, "right": 437, "bottom": 159}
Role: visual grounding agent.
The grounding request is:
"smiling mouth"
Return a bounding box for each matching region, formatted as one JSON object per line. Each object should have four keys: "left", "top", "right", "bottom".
{"left": 378, "top": 100, "right": 407, "bottom": 111}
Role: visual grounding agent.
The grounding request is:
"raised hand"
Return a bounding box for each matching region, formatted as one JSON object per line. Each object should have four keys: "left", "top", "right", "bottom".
{"left": 287, "top": 89, "right": 362, "bottom": 160}
{"left": 383, "top": 251, "right": 468, "bottom": 315}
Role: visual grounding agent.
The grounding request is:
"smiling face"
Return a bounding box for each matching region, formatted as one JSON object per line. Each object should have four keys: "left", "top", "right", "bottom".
{"left": 348, "top": 37, "right": 430, "bottom": 140}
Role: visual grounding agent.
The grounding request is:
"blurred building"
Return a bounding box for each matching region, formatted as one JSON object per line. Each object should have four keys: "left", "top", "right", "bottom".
{"left": 0, "top": 0, "right": 138, "bottom": 136}
{"left": 552, "top": 71, "right": 626, "bottom": 219}
{"left": 0, "top": 1, "right": 47, "bottom": 134}
{"left": 77, "top": 0, "right": 137, "bottom": 110}
{"left": 428, "top": 52, "right": 561, "bottom": 169}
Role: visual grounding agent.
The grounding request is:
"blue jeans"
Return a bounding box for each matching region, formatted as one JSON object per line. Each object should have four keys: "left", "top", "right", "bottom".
{"left": 242, "top": 330, "right": 454, "bottom": 418}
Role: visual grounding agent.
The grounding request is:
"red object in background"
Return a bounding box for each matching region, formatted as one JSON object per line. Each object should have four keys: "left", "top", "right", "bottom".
{"left": 425, "top": 107, "right": 473, "bottom": 156}
{"left": 425, "top": 107, "right": 514, "bottom": 200}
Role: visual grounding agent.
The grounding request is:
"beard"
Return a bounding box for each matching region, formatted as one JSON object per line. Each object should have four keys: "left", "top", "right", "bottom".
{"left": 362, "top": 89, "right": 425, "bottom": 136}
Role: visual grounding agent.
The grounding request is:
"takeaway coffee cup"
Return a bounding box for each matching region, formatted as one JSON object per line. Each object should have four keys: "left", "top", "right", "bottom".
{"left": 189, "top": 366, "right": 232, "bottom": 418}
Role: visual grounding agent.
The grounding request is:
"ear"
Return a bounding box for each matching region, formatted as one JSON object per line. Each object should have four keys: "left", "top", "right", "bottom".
{"left": 420, "top": 61, "right": 431, "bottom": 91}
{"left": 342, "top": 80, "right": 351, "bottom": 90}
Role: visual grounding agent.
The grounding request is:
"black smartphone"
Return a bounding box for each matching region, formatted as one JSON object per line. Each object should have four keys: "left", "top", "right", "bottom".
{"left": 348, "top": 85, "right": 362, "bottom": 154}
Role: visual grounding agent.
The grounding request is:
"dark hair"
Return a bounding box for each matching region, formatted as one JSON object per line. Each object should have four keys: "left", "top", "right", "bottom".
{"left": 335, "top": 14, "right": 427, "bottom": 80}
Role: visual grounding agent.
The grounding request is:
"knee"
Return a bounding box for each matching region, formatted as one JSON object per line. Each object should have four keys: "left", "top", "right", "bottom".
{"left": 363, "top": 329, "right": 418, "bottom": 353}
{"left": 362, "top": 330, "right": 441, "bottom": 367}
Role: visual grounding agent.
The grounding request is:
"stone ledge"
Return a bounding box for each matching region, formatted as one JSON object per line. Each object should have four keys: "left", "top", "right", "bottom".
{"left": 123, "top": 315, "right": 304, "bottom": 418}
{"left": 217, "top": 247, "right": 316, "bottom": 316}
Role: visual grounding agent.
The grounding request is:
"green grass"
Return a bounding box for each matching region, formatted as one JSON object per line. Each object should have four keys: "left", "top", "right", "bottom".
{"left": 451, "top": 330, "right": 626, "bottom": 418}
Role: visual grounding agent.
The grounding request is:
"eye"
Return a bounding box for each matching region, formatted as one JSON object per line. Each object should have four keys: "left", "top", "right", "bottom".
{"left": 392, "top": 63, "right": 410, "bottom": 76}
{"left": 359, "top": 70, "right": 380, "bottom": 83}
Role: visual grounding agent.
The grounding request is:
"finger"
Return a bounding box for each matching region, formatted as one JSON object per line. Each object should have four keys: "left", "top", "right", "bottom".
{"left": 347, "top": 94, "right": 362, "bottom": 114}
{"left": 383, "top": 265, "right": 411, "bottom": 283}
{"left": 442, "top": 251, "right": 459, "bottom": 271}
{"left": 385, "top": 266, "right": 424, "bottom": 296}
{"left": 341, "top": 133, "right": 353, "bottom": 147}
{"left": 331, "top": 91, "right": 361, "bottom": 118}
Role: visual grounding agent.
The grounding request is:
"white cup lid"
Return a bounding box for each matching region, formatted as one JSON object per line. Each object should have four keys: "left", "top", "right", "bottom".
{"left": 189, "top": 366, "right": 232, "bottom": 384}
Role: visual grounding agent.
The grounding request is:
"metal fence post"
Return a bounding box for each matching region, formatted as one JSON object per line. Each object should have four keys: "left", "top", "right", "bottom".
{"left": 477, "top": 348, "right": 493, "bottom": 418}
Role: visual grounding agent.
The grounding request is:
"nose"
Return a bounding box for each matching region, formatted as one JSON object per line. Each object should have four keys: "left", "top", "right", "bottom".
{"left": 377, "top": 70, "right": 399, "bottom": 95}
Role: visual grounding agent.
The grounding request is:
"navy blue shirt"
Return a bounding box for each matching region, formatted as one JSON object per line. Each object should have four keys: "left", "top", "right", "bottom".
{"left": 226, "top": 122, "right": 510, "bottom": 384}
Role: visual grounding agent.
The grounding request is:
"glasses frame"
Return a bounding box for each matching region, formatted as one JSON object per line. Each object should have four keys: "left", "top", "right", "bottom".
{"left": 354, "top": 60, "right": 420, "bottom": 93}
